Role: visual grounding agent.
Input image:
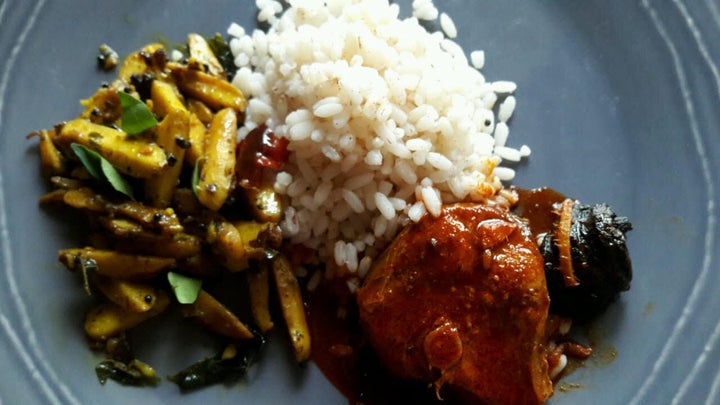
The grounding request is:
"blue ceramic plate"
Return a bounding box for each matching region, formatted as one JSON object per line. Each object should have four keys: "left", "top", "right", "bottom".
{"left": 1, "top": 1, "right": 719, "bottom": 404}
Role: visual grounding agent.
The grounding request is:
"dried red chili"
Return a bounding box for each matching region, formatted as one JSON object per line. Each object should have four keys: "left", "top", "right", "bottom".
{"left": 236, "top": 124, "right": 290, "bottom": 188}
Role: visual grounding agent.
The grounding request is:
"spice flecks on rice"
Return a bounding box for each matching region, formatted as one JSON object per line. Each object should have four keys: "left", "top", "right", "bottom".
{"left": 229, "top": 0, "right": 526, "bottom": 275}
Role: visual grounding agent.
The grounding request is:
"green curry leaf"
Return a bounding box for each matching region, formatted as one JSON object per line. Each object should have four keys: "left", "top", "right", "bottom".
{"left": 118, "top": 91, "right": 157, "bottom": 134}
{"left": 70, "top": 142, "right": 103, "bottom": 179}
{"left": 167, "top": 271, "right": 202, "bottom": 304}
{"left": 206, "top": 34, "right": 235, "bottom": 80}
{"left": 70, "top": 143, "right": 135, "bottom": 200}
{"left": 100, "top": 158, "right": 135, "bottom": 200}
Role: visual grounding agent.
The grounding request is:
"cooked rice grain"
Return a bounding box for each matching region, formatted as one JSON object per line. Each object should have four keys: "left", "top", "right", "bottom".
{"left": 440, "top": 13, "right": 458, "bottom": 39}
{"left": 470, "top": 50, "right": 485, "bottom": 69}
{"left": 412, "top": 0, "right": 439, "bottom": 21}
{"left": 498, "top": 95, "right": 517, "bottom": 122}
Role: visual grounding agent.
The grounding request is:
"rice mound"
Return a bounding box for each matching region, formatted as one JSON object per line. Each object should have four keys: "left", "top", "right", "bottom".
{"left": 227, "top": 0, "right": 528, "bottom": 285}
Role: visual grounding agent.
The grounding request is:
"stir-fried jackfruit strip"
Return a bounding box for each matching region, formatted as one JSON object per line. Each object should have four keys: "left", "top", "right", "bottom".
{"left": 151, "top": 80, "right": 186, "bottom": 118}
{"left": 94, "top": 276, "right": 161, "bottom": 313}
{"left": 56, "top": 119, "right": 167, "bottom": 178}
{"left": 272, "top": 254, "right": 311, "bottom": 362}
{"left": 144, "top": 109, "right": 190, "bottom": 207}
{"left": 118, "top": 43, "right": 165, "bottom": 82}
{"left": 187, "top": 33, "right": 225, "bottom": 78}
{"left": 28, "top": 129, "right": 65, "bottom": 177}
{"left": 85, "top": 290, "right": 170, "bottom": 341}
{"left": 246, "top": 263, "right": 274, "bottom": 333}
{"left": 195, "top": 108, "right": 237, "bottom": 211}
{"left": 59, "top": 248, "right": 176, "bottom": 280}
{"left": 244, "top": 186, "right": 283, "bottom": 224}
{"left": 206, "top": 220, "right": 273, "bottom": 272}
{"left": 170, "top": 65, "right": 246, "bottom": 112}
{"left": 183, "top": 289, "right": 254, "bottom": 340}
{"left": 185, "top": 113, "right": 207, "bottom": 167}
{"left": 108, "top": 232, "right": 202, "bottom": 259}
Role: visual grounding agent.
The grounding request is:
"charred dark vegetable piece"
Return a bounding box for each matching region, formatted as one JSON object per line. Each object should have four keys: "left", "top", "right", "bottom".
{"left": 540, "top": 202, "right": 633, "bottom": 321}
{"left": 95, "top": 335, "right": 160, "bottom": 386}
{"left": 130, "top": 73, "right": 155, "bottom": 101}
{"left": 95, "top": 359, "right": 160, "bottom": 386}
{"left": 168, "top": 336, "right": 265, "bottom": 391}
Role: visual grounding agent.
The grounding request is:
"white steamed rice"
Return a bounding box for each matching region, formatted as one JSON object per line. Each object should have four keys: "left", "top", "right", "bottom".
{"left": 227, "top": 0, "right": 529, "bottom": 282}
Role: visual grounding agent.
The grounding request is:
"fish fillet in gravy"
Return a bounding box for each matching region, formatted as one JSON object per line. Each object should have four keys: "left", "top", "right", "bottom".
{"left": 357, "top": 203, "right": 553, "bottom": 405}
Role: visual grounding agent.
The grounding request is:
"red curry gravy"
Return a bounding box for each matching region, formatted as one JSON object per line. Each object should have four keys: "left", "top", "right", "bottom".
{"left": 305, "top": 187, "right": 568, "bottom": 404}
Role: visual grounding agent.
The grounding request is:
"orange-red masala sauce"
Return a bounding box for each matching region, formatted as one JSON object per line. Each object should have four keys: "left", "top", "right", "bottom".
{"left": 305, "top": 188, "right": 568, "bottom": 404}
